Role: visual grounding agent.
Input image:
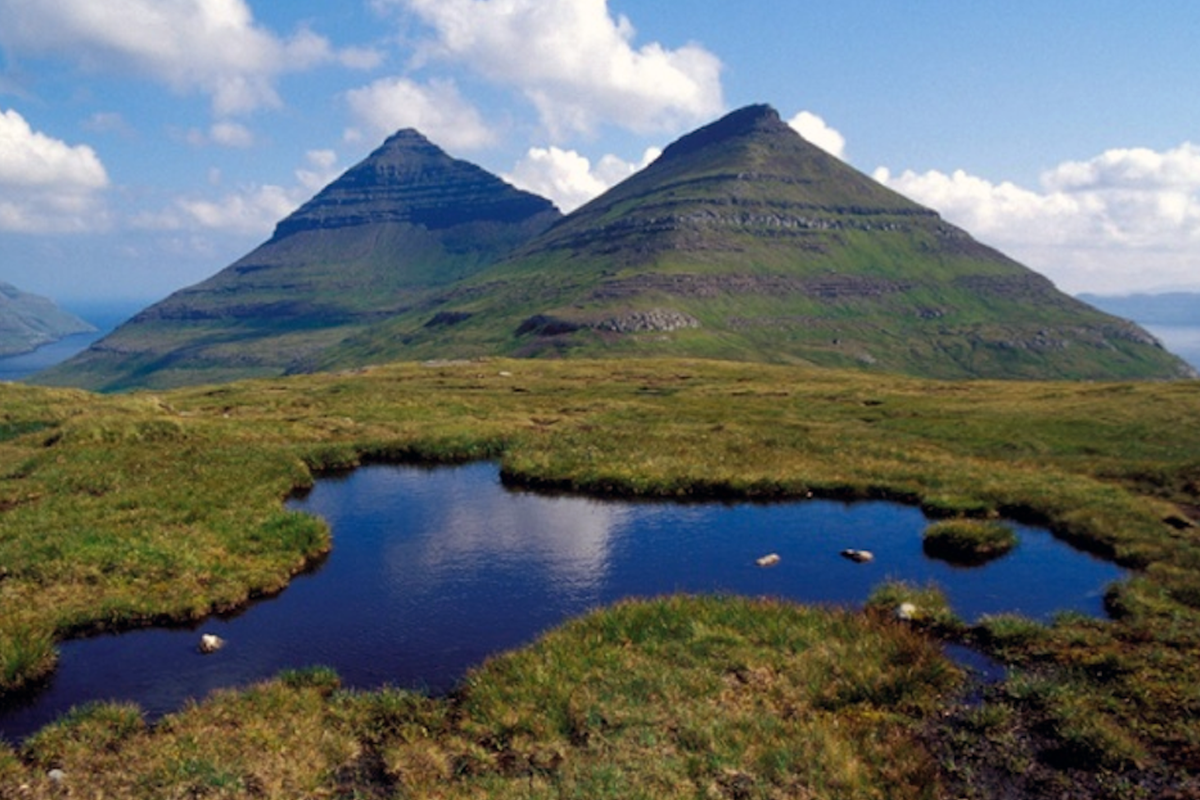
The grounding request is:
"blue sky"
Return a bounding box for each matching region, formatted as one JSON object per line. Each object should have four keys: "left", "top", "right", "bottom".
{"left": 1, "top": 1, "right": 1198, "bottom": 306}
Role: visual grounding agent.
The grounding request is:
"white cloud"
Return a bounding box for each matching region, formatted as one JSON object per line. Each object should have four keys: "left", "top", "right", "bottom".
{"left": 0, "top": 108, "right": 109, "bottom": 232}
{"left": 1044, "top": 144, "right": 1200, "bottom": 192}
{"left": 505, "top": 145, "right": 659, "bottom": 212}
{"left": 175, "top": 184, "right": 298, "bottom": 233}
{"left": 209, "top": 121, "right": 255, "bottom": 148}
{"left": 0, "top": 0, "right": 371, "bottom": 116}
{"left": 787, "top": 111, "right": 846, "bottom": 160}
{"left": 184, "top": 121, "right": 256, "bottom": 148}
{"left": 392, "top": 0, "right": 723, "bottom": 138}
{"left": 136, "top": 184, "right": 298, "bottom": 235}
{"left": 345, "top": 76, "right": 495, "bottom": 150}
{"left": 136, "top": 149, "right": 344, "bottom": 236}
{"left": 296, "top": 149, "right": 341, "bottom": 193}
{"left": 874, "top": 141, "right": 1200, "bottom": 294}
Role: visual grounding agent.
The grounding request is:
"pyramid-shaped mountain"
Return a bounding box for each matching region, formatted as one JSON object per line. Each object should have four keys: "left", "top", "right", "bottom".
{"left": 37, "top": 130, "right": 561, "bottom": 390}
{"left": 312, "top": 105, "right": 1193, "bottom": 381}
{"left": 38, "top": 105, "right": 1194, "bottom": 390}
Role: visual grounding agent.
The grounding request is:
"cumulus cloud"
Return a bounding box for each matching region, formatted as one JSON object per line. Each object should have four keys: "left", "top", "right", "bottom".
{"left": 0, "top": 108, "right": 109, "bottom": 232}
{"left": 505, "top": 145, "right": 659, "bottom": 212}
{"left": 135, "top": 184, "right": 297, "bottom": 235}
{"left": 173, "top": 184, "right": 298, "bottom": 234}
{"left": 345, "top": 76, "right": 495, "bottom": 150}
{"left": 787, "top": 111, "right": 846, "bottom": 160}
{"left": 137, "top": 150, "right": 342, "bottom": 235}
{"left": 874, "top": 141, "right": 1200, "bottom": 294}
{"left": 296, "top": 149, "right": 341, "bottom": 193}
{"left": 0, "top": 0, "right": 375, "bottom": 116}
{"left": 391, "top": 0, "right": 723, "bottom": 138}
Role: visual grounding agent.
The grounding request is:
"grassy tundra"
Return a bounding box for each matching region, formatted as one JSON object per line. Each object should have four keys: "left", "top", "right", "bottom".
{"left": 1, "top": 358, "right": 1199, "bottom": 797}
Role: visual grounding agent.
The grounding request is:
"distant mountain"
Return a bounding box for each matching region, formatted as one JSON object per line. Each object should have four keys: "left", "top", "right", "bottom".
{"left": 1079, "top": 292, "right": 1200, "bottom": 327}
{"left": 38, "top": 105, "right": 1195, "bottom": 390}
{"left": 37, "top": 130, "right": 561, "bottom": 390}
{"left": 0, "top": 283, "right": 95, "bottom": 358}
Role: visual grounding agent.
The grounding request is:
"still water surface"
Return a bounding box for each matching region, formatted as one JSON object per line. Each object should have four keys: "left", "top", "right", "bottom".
{"left": 0, "top": 462, "right": 1127, "bottom": 742}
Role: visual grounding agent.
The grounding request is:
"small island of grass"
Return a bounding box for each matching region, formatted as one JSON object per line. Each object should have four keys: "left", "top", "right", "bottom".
{"left": 922, "top": 519, "right": 1018, "bottom": 565}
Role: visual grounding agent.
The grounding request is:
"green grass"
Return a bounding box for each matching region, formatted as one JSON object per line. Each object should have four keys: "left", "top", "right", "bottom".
{"left": 1, "top": 358, "right": 1199, "bottom": 796}
{"left": 922, "top": 519, "right": 1018, "bottom": 565}
{"left": 3, "top": 596, "right": 957, "bottom": 799}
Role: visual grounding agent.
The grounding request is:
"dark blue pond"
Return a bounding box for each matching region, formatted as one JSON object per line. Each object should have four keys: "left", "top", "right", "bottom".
{"left": 0, "top": 462, "right": 1126, "bottom": 742}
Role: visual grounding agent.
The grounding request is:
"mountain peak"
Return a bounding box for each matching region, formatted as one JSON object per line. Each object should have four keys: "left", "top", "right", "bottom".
{"left": 35, "top": 106, "right": 1196, "bottom": 389}
{"left": 369, "top": 128, "right": 442, "bottom": 161}
{"left": 271, "top": 129, "right": 558, "bottom": 240}
{"left": 657, "top": 104, "right": 789, "bottom": 163}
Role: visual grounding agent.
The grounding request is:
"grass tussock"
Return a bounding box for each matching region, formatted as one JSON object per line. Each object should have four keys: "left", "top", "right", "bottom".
{"left": 922, "top": 519, "right": 1018, "bottom": 565}
{"left": 1, "top": 358, "right": 1200, "bottom": 795}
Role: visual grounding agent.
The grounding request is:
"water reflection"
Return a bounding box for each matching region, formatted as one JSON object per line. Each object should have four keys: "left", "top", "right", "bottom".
{"left": 392, "top": 475, "right": 626, "bottom": 597}
{"left": 0, "top": 462, "right": 1126, "bottom": 742}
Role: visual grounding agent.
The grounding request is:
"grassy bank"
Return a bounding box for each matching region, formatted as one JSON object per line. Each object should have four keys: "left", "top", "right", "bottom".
{"left": 2, "top": 358, "right": 1199, "bottom": 795}
{"left": 4, "top": 596, "right": 956, "bottom": 798}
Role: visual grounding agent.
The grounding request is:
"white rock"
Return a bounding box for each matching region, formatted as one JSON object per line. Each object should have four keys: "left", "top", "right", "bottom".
{"left": 895, "top": 602, "right": 919, "bottom": 621}
{"left": 48, "top": 769, "right": 66, "bottom": 783}
{"left": 198, "top": 633, "right": 225, "bottom": 654}
{"left": 755, "top": 553, "right": 781, "bottom": 567}
{"left": 840, "top": 549, "right": 874, "bottom": 563}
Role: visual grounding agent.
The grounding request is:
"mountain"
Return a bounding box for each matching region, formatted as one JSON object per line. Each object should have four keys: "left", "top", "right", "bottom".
{"left": 0, "top": 283, "right": 95, "bottom": 358}
{"left": 38, "top": 105, "right": 1194, "bottom": 390}
{"left": 310, "top": 105, "right": 1195, "bottom": 381}
{"left": 36, "top": 130, "right": 561, "bottom": 390}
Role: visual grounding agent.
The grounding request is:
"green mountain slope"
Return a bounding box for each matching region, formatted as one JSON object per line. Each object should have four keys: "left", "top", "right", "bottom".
{"left": 37, "top": 105, "right": 1194, "bottom": 389}
{"left": 0, "top": 282, "right": 95, "bottom": 357}
{"left": 35, "top": 130, "right": 561, "bottom": 391}
{"left": 321, "top": 105, "right": 1193, "bottom": 380}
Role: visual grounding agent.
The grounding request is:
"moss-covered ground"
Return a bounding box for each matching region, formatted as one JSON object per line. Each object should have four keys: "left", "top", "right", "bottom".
{"left": 2, "top": 358, "right": 1199, "bottom": 797}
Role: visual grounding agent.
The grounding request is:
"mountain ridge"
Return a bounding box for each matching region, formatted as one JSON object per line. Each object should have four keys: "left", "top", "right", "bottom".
{"left": 310, "top": 105, "right": 1192, "bottom": 381}
{"left": 35, "top": 104, "right": 1196, "bottom": 389}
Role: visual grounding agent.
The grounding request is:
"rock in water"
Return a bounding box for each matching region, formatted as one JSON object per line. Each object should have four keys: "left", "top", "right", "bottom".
{"left": 198, "top": 633, "right": 225, "bottom": 654}
{"left": 841, "top": 549, "right": 874, "bottom": 563}
{"left": 756, "top": 553, "right": 781, "bottom": 567}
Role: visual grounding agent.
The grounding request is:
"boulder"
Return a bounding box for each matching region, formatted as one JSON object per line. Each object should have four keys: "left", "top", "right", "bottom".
{"left": 840, "top": 549, "right": 874, "bottom": 563}
{"left": 755, "top": 553, "right": 781, "bottom": 567}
